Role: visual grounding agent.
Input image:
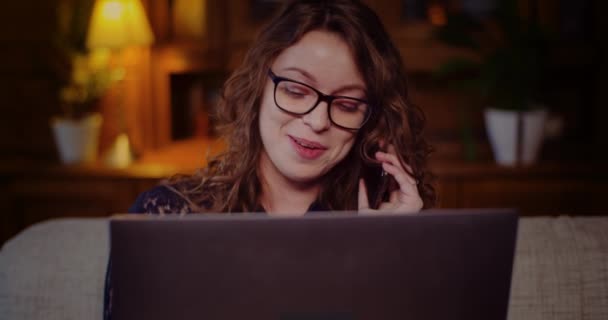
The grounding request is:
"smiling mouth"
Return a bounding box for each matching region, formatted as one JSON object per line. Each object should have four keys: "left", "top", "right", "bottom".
{"left": 289, "top": 136, "right": 327, "bottom": 150}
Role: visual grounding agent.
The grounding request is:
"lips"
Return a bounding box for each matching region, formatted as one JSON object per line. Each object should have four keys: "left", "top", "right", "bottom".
{"left": 288, "top": 135, "right": 327, "bottom": 160}
{"left": 289, "top": 136, "right": 327, "bottom": 149}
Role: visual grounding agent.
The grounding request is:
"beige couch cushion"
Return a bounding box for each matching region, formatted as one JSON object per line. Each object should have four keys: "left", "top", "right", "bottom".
{"left": 509, "top": 216, "right": 608, "bottom": 320}
{"left": 0, "top": 218, "right": 109, "bottom": 320}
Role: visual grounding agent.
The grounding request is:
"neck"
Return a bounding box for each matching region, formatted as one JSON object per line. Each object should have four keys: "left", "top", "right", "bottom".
{"left": 258, "top": 152, "right": 320, "bottom": 216}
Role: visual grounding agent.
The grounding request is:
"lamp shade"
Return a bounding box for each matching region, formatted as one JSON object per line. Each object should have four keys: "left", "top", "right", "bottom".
{"left": 87, "top": 0, "right": 154, "bottom": 49}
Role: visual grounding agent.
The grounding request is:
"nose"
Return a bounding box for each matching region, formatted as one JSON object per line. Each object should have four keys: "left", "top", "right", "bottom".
{"left": 301, "top": 101, "right": 331, "bottom": 132}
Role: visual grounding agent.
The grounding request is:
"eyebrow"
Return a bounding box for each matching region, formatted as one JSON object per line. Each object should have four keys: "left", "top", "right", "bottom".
{"left": 280, "top": 67, "right": 367, "bottom": 95}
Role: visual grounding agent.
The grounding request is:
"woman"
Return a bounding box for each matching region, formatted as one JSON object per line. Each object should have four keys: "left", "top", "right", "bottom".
{"left": 106, "top": 1, "right": 436, "bottom": 318}
{"left": 129, "top": 0, "right": 436, "bottom": 216}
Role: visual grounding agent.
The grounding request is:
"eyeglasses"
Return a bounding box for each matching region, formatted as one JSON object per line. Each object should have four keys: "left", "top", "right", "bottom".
{"left": 268, "top": 70, "right": 372, "bottom": 130}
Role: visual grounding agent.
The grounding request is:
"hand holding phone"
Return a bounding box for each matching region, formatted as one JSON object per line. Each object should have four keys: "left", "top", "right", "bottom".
{"left": 358, "top": 144, "right": 423, "bottom": 213}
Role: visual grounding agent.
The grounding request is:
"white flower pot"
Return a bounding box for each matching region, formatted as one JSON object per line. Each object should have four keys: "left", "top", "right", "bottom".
{"left": 51, "top": 113, "right": 103, "bottom": 165}
{"left": 484, "top": 108, "right": 547, "bottom": 166}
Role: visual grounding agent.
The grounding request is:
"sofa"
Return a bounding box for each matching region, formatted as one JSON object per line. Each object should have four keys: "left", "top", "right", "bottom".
{"left": 0, "top": 216, "right": 607, "bottom": 319}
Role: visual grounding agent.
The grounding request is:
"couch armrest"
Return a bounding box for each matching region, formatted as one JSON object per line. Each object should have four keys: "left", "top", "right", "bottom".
{"left": 0, "top": 218, "right": 109, "bottom": 320}
{"left": 510, "top": 216, "right": 608, "bottom": 320}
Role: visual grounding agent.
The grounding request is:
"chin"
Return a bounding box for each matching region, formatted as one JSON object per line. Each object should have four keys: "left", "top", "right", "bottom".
{"left": 281, "top": 167, "right": 323, "bottom": 185}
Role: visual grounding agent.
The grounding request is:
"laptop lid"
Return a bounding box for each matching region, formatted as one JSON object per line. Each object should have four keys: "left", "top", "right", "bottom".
{"left": 109, "top": 209, "right": 518, "bottom": 320}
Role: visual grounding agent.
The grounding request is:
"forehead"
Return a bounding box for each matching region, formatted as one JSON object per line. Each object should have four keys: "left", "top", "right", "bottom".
{"left": 271, "top": 30, "right": 365, "bottom": 89}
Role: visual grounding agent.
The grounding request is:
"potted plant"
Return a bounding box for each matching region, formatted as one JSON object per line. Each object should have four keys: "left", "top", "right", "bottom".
{"left": 51, "top": 0, "right": 121, "bottom": 165}
{"left": 434, "top": 1, "right": 551, "bottom": 166}
{"left": 52, "top": 50, "right": 122, "bottom": 165}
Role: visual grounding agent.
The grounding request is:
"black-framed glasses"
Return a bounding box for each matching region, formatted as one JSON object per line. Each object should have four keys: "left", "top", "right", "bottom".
{"left": 268, "top": 70, "right": 372, "bottom": 130}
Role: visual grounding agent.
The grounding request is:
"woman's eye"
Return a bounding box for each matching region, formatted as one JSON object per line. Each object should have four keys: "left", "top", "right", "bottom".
{"left": 335, "top": 101, "right": 359, "bottom": 112}
{"left": 282, "top": 84, "right": 310, "bottom": 97}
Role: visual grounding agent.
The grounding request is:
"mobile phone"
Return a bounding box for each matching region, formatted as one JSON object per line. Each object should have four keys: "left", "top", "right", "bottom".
{"left": 361, "top": 145, "right": 392, "bottom": 209}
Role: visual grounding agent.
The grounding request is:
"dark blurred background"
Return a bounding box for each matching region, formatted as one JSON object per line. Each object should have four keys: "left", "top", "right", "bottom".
{"left": 0, "top": 0, "right": 606, "bottom": 244}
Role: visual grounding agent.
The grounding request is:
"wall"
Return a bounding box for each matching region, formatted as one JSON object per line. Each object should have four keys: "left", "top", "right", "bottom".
{"left": 0, "top": 0, "right": 605, "bottom": 163}
{"left": 0, "top": 1, "right": 62, "bottom": 161}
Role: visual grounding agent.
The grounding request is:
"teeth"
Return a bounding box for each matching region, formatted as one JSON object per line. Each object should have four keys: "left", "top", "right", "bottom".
{"left": 295, "top": 139, "right": 316, "bottom": 149}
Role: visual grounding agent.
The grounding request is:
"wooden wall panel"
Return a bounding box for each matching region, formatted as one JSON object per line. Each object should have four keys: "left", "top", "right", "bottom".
{"left": 0, "top": 0, "right": 62, "bottom": 161}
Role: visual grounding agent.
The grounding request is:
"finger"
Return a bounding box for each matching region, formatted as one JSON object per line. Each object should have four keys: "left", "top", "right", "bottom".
{"left": 377, "top": 145, "right": 424, "bottom": 213}
{"left": 375, "top": 149, "right": 401, "bottom": 168}
{"left": 358, "top": 178, "right": 371, "bottom": 211}
{"left": 376, "top": 152, "right": 417, "bottom": 185}
{"left": 382, "top": 162, "right": 419, "bottom": 195}
{"left": 383, "top": 163, "right": 423, "bottom": 212}
{"left": 378, "top": 139, "right": 387, "bottom": 150}
{"left": 384, "top": 144, "right": 416, "bottom": 177}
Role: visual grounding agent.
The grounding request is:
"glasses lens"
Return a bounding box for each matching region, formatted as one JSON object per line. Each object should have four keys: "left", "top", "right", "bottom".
{"left": 330, "top": 98, "right": 369, "bottom": 129}
{"left": 275, "top": 81, "right": 319, "bottom": 114}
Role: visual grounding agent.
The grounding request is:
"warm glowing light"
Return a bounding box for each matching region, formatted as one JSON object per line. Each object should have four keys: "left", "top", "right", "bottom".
{"left": 173, "top": 0, "right": 207, "bottom": 39}
{"left": 428, "top": 3, "right": 447, "bottom": 26}
{"left": 87, "top": 0, "right": 154, "bottom": 49}
{"left": 102, "top": 1, "right": 124, "bottom": 20}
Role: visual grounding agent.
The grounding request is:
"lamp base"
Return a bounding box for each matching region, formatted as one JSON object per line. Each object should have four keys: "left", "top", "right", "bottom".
{"left": 103, "top": 133, "right": 133, "bottom": 168}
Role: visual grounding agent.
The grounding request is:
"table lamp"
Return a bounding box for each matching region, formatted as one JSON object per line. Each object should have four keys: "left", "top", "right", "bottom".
{"left": 86, "top": 0, "right": 154, "bottom": 167}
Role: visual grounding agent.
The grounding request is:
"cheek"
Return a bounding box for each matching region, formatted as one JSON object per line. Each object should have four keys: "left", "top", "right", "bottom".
{"left": 258, "top": 89, "right": 272, "bottom": 123}
{"left": 329, "top": 133, "right": 357, "bottom": 163}
{"left": 259, "top": 90, "right": 291, "bottom": 129}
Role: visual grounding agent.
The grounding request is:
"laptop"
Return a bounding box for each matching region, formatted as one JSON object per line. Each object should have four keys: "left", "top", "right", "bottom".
{"left": 109, "top": 209, "right": 518, "bottom": 320}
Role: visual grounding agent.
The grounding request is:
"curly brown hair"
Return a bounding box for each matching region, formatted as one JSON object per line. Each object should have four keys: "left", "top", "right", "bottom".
{"left": 168, "top": 0, "right": 436, "bottom": 212}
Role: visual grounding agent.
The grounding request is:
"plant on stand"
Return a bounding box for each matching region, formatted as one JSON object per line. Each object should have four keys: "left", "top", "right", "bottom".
{"left": 434, "top": 1, "right": 551, "bottom": 166}
{"left": 51, "top": 0, "right": 121, "bottom": 165}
